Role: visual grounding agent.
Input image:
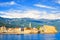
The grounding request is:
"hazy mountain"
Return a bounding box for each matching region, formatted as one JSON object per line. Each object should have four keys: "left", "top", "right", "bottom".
{"left": 0, "top": 17, "right": 60, "bottom": 31}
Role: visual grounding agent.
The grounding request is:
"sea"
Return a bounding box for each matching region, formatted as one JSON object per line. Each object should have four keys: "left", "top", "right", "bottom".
{"left": 0, "top": 33, "right": 60, "bottom": 40}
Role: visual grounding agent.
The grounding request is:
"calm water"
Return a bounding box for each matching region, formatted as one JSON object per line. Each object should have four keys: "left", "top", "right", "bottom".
{"left": 0, "top": 33, "right": 60, "bottom": 40}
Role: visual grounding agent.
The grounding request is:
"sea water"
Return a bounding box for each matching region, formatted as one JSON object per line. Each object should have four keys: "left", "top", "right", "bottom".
{"left": 0, "top": 33, "right": 60, "bottom": 40}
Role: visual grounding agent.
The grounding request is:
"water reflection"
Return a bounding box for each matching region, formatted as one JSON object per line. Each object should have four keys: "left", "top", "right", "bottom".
{"left": 42, "top": 34, "right": 56, "bottom": 40}
{"left": 0, "top": 34, "right": 60, "bottom": 40}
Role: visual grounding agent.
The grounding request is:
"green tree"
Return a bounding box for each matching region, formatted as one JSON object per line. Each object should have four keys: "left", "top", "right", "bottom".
{"left": 37, "top": 25, "right": 41, "bottom": 30}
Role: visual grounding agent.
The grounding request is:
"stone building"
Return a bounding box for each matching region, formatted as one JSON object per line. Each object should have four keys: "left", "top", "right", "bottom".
{"left": 24, "top": 27, "right": 32, "bottom": 34}
{"left": 39, "top": 25, "right": 57, "bottom": 34}
{"left": 0, "top": 26, "right": 7, "bottom": 33}
{"left": 31, "top": 28, "right": 38, "bottom": 34}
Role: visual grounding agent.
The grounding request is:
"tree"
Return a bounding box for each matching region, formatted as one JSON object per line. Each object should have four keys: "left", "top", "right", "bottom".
{"left": 0, "top": 21, "right": 6, "bottom": 27}
{"left": 37, "top": 25, "right": 41, "bottom": 30}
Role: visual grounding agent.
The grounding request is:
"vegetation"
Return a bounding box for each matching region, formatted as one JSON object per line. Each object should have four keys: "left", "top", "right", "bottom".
{"left": 0, "top": 17, "right": 60, "bottom": 31}
{"left": 36, "top": 25, "right": 41, "bottom": 30}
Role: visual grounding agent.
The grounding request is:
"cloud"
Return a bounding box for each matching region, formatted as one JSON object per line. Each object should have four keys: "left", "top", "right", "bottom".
{"left": 0, "top": 9, "right": 60, "bottom": 20}
{"left": 0, "top": 1, "right": 16, "bottom": 6}
{"left": 41, "top": 13, "right": 60, "bottom": 19}
{"left": 34, "top": 4, "right": 56, "bottom": 9}
{"left": 55, "top": 0, "right": 60, "bottom": 4}
{"left": 0, "top": 10, "right": 40, "bottom": 19}
{"left": 0, "top": 0, "right": 60, "bottom": 20}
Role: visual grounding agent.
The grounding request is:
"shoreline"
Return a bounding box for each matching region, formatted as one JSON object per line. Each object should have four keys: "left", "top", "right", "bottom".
{"left": 0, "top": 25, "right": 57, "bottom": 34}
{"left": 0, "top": 32, "right": 58, "bottom": 34}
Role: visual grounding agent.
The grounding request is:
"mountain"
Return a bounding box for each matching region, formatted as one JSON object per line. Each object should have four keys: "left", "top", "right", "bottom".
{"left": 0, "top": 17, "right": 60, "bottom": 31}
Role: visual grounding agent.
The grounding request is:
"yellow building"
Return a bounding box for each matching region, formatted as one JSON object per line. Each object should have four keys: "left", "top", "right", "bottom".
{"left": 39, "top": 25, "right": 57, "bottom": 34}
{"left": 39, "top": 27, "right": 44, "bottom": 33}
{"left": 31, "top": 28, "right": 38, "bottom": 34}
{"left": 0, "top": 26, "right": 7, "bottom": 33}
{"left": 14, "top": 28, "right": 21, "bottom": 34}
{"left": 7, "top": 28, "right": 15, "bottom": 34}
{"left": 24, "top": 27, "right": 32, "bottom": 34}
{"left": 7, "top": 28, "right": 21, "bottom": 34}
{"left": 24, "top": 27, "right": 38, "bottom": 34}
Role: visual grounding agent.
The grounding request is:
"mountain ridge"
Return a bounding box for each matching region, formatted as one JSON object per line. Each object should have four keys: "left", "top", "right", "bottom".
{"left": 0, "top": 17, "right": 60, "bottom": 31}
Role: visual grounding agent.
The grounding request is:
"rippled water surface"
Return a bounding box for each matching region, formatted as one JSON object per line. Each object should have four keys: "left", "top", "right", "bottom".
{"left": 0, "top": 33, "right": 60, "bottom": 40}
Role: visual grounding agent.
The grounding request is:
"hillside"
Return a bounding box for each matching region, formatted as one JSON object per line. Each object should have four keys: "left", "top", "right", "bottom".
{"left": 0, "top": 17, "right": 60, "bottom": 31}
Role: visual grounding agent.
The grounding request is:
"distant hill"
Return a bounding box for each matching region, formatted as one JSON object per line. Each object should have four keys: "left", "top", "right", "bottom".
{"left": 0, "top": 17, "right": 60, "bottom": 31}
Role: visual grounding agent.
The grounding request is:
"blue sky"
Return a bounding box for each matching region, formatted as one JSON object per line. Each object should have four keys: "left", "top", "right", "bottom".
{"left": 0, "top": 0, "right": 60, "bottom": 19}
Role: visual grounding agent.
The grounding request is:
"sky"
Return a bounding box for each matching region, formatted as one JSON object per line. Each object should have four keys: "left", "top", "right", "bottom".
{"left": 0, "top": 0, "right": 60, "bottom": 19}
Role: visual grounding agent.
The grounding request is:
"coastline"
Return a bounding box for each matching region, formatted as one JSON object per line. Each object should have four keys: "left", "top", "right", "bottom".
{"left": 0, "top": 25, "right": 57, "bottom": 34}
{"left": 0, "top": 31, "right": 57, "bottom": 34}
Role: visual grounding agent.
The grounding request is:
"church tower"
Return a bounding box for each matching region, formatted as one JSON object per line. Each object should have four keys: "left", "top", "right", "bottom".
{"left": 29, "top": 22, "right": 32, "bottom": 28}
